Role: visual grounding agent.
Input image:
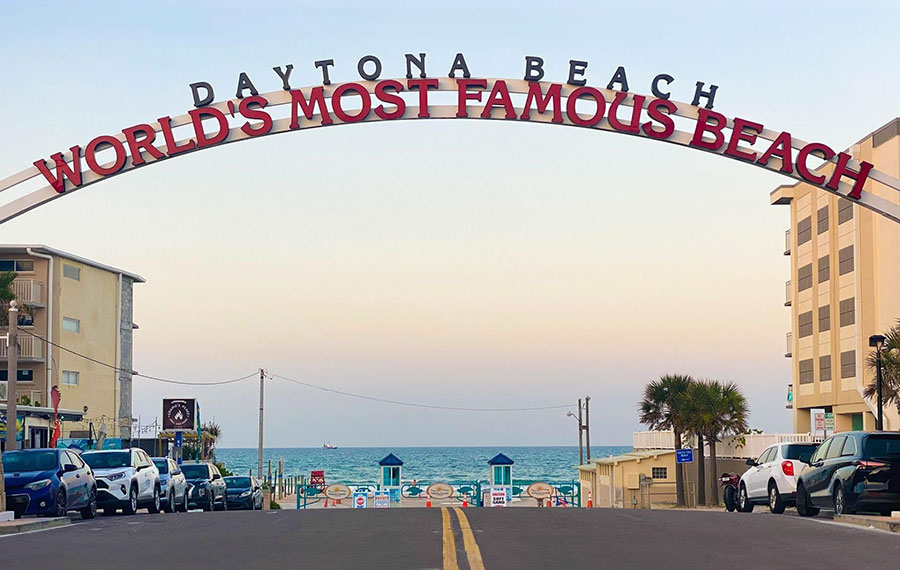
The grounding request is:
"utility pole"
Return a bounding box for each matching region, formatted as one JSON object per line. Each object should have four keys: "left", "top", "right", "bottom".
{"left": 584, "top": 396, "right": 591, "bottom": 461}
{"left": 6, "top": 301, "right": 19, "bottom": 451}
{"left": 257, "top": 368, "right": 264, "bottom": 482}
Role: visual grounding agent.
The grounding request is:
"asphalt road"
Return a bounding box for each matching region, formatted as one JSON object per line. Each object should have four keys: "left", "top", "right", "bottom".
{"left": 1, "top": 507, "right": 898, "bottom": 570}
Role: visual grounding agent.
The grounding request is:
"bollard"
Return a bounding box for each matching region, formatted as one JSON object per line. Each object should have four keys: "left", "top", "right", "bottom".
{"left": 462, "top": 500, "right": 468, "bottom": 508}
{"left": 426, "top": 500, "right": 432, "bottom": 508}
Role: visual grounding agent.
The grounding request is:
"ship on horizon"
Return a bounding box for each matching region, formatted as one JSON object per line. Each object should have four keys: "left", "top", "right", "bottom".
{"left": 322, "top": 442, "right": 338, "bottom": 450}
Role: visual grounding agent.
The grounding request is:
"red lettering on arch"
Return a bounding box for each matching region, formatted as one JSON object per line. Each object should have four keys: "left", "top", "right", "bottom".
{"left": 796, "top": 143, "right": 835, "bottom": 185}
{"left": 641, "top": 99, "right": 677, "bottom": 139}
{"left": 565, "top": 87, "right": 606, "bottom": 127}
{"left": 239, "top": 96, "right": 274, "bottom": 137}
{"left": 289, "top": 87, "right": 333, "bottom": 128}
{"left": 519, "top": 82, "right": 563, "bottom": 123}
{"left": 828, "top": 153, "right": 874, "bottom": 200}
{"left": 374, "top": 80, "right": 406, "bottom": 120}
{"left": 84, "top": 135, "right": 127, "bottom": 176}
{"left": 189, "top": 107, "right": 229, "bottom": 148}
{"left": 608, "top": 92, "right": 645, "bottom": 134}
{"left": 724, "top": 118, "right": 764, "bottom": 162}
{"left": 123, "top": 124, "right": 165, "bottom": 167}
{"left": 332, "top": 83, "right": 372, "bottom": 123}
{"left": 33, "top": 146, "right": 82, "bottom": 192}
{"left": 480, "top": 80, "right": 516, "bottom": 119}
{"left": 689, "top": 108, "right": 728, "bottom": 151}
{"left": 756, "top": 131, "right": 794, "bottom": 174}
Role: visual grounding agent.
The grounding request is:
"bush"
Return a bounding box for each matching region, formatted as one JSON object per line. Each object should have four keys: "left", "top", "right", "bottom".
{"left": 215, "top": 462, "right": 234, "bottom": 477}
{"left": 269, "top": 500, "right": 281, "bottom": 510}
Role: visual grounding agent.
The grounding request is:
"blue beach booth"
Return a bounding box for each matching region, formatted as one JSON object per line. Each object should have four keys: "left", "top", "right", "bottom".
{"left": 488, "top": 453, "right": 514, "bottom": 503}
{"left": 379, "top": 453, "right": 403, "bottom": 502}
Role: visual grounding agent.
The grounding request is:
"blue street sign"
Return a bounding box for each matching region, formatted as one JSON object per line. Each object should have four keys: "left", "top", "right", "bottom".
{"left": 676, "top": 449, "right": 694, "bottom": 463}
{"left": 174, "top": 431, "right": 183, "bottom": 448}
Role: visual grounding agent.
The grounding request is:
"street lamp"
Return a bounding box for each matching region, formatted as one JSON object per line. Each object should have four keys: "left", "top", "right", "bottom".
{"left": 567, "top": 397, "right": 591, "bottom": 464}
{"left": 567, "top": 401, "right": 584, "bottom": 465}
{"left": 869, "top": 334, "right": 886, "bottom": 431}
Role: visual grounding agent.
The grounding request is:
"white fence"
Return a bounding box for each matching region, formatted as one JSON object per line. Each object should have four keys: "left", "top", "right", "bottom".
{"left": 633, "top": 431, "right": 821, "bottom": 459}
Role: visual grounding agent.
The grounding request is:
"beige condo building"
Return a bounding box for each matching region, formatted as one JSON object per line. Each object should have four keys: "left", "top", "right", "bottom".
{"left": 771, "top": 118, "right": 900, "bottom": 434}
{"left": 0, "top": 245, "right": 143, "bottom": 447}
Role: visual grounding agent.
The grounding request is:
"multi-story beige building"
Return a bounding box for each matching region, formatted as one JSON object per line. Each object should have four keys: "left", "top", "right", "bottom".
{"left": 772, "top": 118, "right": 900, "bottom": 434}
{"left": 0, "top": 245, "right": 143, "bottom": 447}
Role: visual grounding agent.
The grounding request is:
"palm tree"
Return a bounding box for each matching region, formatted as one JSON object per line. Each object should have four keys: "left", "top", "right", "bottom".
{"left": 864, "top": 320, "right": 900, "bottom": 417}
{"left": 683, "top": 380, "right": 749, "bottom": 506}
{"left": 638, "top": 374, "right": 694, "bottom": 507}
{"left": 0, "top": 271, "right": 18, "bottom": 325}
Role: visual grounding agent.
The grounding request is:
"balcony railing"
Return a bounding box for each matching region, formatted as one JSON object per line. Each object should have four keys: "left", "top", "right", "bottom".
{"left": 13, "top": 279, "right": 44, "bottom": 306}
{"left": 784, "top": 229, "right": 791, "bottom": 255}
{"left": 0, "top": 335, "right": 43, "bottom": 360}
{"left": 633, "top": 431, "right": 821, "bottom": 459}
{"left": 785, "top": 280, "right": 791, "bottom": 306}
{"left": 785, "top": 332, "right": 792, "bottom": 358}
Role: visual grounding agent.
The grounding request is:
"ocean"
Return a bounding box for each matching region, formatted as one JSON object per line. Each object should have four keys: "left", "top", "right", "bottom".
{"left": 215, "top": 446, "right": 632, "bottom": 484}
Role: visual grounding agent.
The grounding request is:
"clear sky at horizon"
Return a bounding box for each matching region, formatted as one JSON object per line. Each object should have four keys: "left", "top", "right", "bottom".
{"left": 1, "top": 1, "right": 898, "bottom": 447}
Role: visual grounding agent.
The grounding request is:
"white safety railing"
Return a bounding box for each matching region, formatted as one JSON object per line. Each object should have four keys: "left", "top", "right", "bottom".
{"left": 13, "top": 279, "right": 43, "bottom": 305}
{"left": 633, "top": 431, "right": 818, "bottom": 459}
{"left": 0, "top": 334, "right": 43, "bottom": 359}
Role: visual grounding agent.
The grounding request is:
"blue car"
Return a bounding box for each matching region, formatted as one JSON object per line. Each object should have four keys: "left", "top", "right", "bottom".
{"left": 2, "top": 448, "right": 97, "bottom": 519}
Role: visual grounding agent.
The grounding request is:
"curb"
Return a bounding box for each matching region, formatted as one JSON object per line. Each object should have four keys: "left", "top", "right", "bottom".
{"left": 834, "top": 514, "right": 900, "bottom": 533}
{"left": 0, "top": 517, "right": 71, "bottom": 536}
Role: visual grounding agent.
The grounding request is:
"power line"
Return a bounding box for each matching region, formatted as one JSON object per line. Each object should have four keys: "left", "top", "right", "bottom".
{"left": 16, "top": 328, "right": 257, "bottom": 386}
{"left": 270, "top": 373, "right": 573, "bottom": 412}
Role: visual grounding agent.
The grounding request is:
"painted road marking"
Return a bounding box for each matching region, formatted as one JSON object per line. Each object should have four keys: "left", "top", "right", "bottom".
{"left": 441, "top": 508, "right": 459, "bottom": 570}
{"left": 453, "top": 507, "right": 485, "bottom": 570}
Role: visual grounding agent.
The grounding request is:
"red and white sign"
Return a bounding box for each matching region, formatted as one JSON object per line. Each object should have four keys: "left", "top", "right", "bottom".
{"left": 814, "top": 412, "right": 825, "bottom": 431}
{"left": 353, "top": 492, "right": 368, "bottom": 509}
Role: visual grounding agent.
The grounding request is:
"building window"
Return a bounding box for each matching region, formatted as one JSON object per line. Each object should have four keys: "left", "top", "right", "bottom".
{"left": 798, "top": 263, "right": 813, "bottom": 292}
{"left": 62, "top": 371, "right": 79, "bottom": 386}
{"left": 838, "top": 199, "right": 854, "bottom": 224}
{"left": 817, "top": 206, "right": 829, "bottom": 234}
{"left": 62, "top": 317, "right": 80, "bottom": 333}
{"left": 0, "top": 260, "right": 34, "bottom": 272}
{"left": 839, "top": 298, "right": 855, "bottom": 327}
{"left": 818, "top": 305, "right": 830, "bottom": 332}
{"left": 651, "top": 467, "right": 667, "bottom": 479}
{"left": 799, "top": 359, "right": 814, "bottom": 384}
{"left": 63, "top": 264, "right": 81, "bottom": 281}
{"left": 0, "top": 369, "right": 34, "bottom": 382}
{"left": 840, "top": 350, "right": 856, "bottom": 378}
{"left": 797, "top": 216, "right": 812, "bottom": 246}
{"left": 838, "top": 246, "right": 854, "bottom": 275}
{"left": 798, "top": 311, "right": 813, "bottom": 338}
{"left": 819, "top": 355, "right": 831, "bottom": 382}
{"left": 817, "top": 255, "right": 829, "bottom": 284}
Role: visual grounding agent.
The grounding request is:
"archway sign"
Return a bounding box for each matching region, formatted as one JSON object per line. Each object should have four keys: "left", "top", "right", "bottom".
{"left": 2, "top": 53, "right": 899, "bottom": 223}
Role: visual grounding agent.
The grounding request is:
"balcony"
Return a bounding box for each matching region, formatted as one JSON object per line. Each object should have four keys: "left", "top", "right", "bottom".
{"left": 13, "top": 279, "right": 44, "bottom": 307}
{"left": 785, "top": 332, "right": 792, "bottom": 358}
{"left": 0, "top": 335, "right": 44, "bottom": 361}
{"left": 784, "top": 229, "right": 791, "bottom": 255}
{"left": 785, "top": 280, "right": 791, "bottom": 306}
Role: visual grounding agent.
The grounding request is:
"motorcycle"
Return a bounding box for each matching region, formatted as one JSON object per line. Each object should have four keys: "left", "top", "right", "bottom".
{"left": 720, "top": 473, "right": 740, "bottom": 512}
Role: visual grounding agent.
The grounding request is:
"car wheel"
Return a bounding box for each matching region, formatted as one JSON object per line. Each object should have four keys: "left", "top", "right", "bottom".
{"left": 768, "top": 483, "right": 785, "bottom": 514}
{"left": 148, "top": 486, "right": 161, "bottom": 514}
{"left": 203, "top": 495, "right": 213, "bottom": 512}
{"left": 177, "top": 492, "right": 188, "bottom": 513}
{"left": 724, "top": 486, "right": 737, "bottom": 512}
{"left": 796, "top": 483, "right": 819, "bottom": 517}
{"left": 54, "top": 488, "right": 67, "bottom": 518}
{"left": 123, "top": 485, "right": 138, "bottom": 515}
{"left": 164, "top": 490, "right": 174, "bottom": 513}
{"left": 80, "top": 487, "right": 98, "bottom": 520}
{"left": 738, "top": 484, "right": 754, "bottom": 513}
{"left": 833, "top": 485, "right": 852, "bottom": 516}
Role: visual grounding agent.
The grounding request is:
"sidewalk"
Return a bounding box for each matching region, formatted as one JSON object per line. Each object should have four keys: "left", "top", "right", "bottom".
{"left": 0, "top": 517, "right": 70, "bottom": 536}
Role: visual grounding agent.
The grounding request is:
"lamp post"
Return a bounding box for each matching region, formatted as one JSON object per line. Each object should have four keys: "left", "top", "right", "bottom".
{"left": 567, "top": 399, "right": 584, "bottom": 465}
{"left": 869, "top": 334, "right": 886, "bottom": 431}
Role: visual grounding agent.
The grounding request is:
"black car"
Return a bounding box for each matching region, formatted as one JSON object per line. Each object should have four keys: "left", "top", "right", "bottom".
{"left": 224, "top": 476, "right": 263, "bottom": 510}
{"left": 181, "top": 463, "right": 227, "bottom": 511}
{"left": 796, "top": 431, "right": 900, "bottom": 517}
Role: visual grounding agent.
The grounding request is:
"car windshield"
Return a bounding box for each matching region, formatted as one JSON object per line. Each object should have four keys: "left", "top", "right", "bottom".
{"left": 225, "top": 477, "right": 252, "bottom": 488}
{"left": 783, "top": 444, "right": 819, "bottom": 461}
{"left": 181, "top": 464, "right": 210, "bottom": 479}
{"left": 83, "top": 452, "right": 130, "bottom": 469}
{"left": 864, "top": 435, "right": 900, "bottom": 459}
{"left": 2, "top": 450, "right": 58, "bottom": 472}
{"left": 152, "top": 459, "right": 169, "bottom": 474}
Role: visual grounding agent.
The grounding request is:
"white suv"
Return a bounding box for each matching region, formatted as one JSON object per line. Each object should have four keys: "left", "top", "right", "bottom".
{"left": 82, "top": 448, "right": 161, "bottom": 515}
{"left": 738, "top": 442, "right": 820, "bottom": 513}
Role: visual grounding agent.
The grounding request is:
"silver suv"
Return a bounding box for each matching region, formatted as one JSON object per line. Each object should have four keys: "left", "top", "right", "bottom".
{"left": 82, "top": 448, "right": 161, "bottom": 515}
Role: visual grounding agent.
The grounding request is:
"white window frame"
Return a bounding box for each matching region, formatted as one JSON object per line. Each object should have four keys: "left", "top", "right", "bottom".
{"left": 62, "top": 370, "right": 79, "bottom": 386}
{"left": 62, "top": 317, "right": 80, "bottom": 333}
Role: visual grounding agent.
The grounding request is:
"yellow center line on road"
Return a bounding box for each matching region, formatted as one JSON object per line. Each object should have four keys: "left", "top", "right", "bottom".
{"left": 452, "top": 507, "right": 485, "bottom": 570}
{"left": 441, "top": 507, "right": 459, "bottom": 570}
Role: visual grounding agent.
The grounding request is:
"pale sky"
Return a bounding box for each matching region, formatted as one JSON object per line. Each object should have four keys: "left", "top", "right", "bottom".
{"left": 1, "top": 1, "right": 898, "bottom": 447}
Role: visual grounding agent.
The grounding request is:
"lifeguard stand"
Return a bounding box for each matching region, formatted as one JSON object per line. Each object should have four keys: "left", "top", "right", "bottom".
{"left": 378, "top": 453, "right": 403, "bottom": 502}
{"left": 488, "top": 453, "right": 514, "bottom": 501}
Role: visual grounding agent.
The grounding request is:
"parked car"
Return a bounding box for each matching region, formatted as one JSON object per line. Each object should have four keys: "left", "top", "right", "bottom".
{"left": 224, "top": 476, "right": 263, "bottom": 510}
{"left": 181, "top": 462, "right": 227, "bottom": 511}
{"left": 796, "top": 431, "right": 900, "bottom": 517}
{"left": 738, "top": 442, "right": 819, "bottom": 513}
{"left": 152, "top": 457, "right": 188, "bottom": 513}
{"left": 82, "top": 448, "right": 161, "bottom": 515}
{"left": 1, "top": 449, "right": 97, "bottom": 519}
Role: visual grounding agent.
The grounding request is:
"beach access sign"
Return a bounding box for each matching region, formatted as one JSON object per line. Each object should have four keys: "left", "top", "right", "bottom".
{"left": 8, "top": 52, "right": 897, "bottom": 229}
{"left": 374, "top": 491, "right": 390, "bottom": 509}
{"left": 676, "top": 449, "right": 694, "bottom": 464}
